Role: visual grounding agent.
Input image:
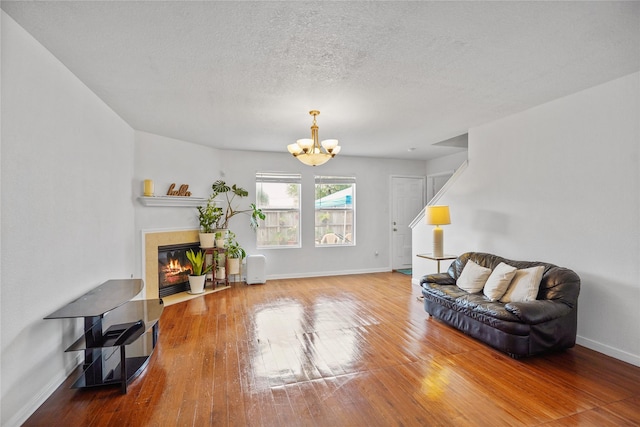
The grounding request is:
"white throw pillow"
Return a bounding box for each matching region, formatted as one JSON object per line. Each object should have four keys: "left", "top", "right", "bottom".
{"left": 483, "top": 262, "right": 518, "bottom": 301}
{"left": 500, "top": 266, "right": 545, "bottom": 303}
{"left": 457, "top": 260, "right": 492, "bottom": 293}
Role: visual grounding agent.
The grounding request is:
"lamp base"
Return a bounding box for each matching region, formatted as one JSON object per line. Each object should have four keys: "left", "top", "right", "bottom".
{"left": 433, "top": 226, "right": 444, "bottom": 258}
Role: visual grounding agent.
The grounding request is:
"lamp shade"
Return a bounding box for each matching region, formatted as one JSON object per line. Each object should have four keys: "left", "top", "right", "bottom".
{"left": 426, "top": 205, "right": 451, "bottom": 226}
{"left": 321, "top": 139, "right": 339, "bottom": 151}
{"left": 296, "top": 138, "right": 314, "bottom": 151}
{"left": 287, "top": 143, "right": 303, "bottom": 155}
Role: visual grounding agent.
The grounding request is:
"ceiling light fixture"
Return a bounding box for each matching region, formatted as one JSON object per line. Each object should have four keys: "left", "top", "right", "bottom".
{"left": 287, "top": 110, "right": 341, "bottom": 166}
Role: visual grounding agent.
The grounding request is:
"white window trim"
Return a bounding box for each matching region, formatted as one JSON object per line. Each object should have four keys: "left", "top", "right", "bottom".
{"left": 314, "top": 175, "right": 356, "bottom": 247}
{"left": 256, "top": 172, "right": 302, "bottom": 249}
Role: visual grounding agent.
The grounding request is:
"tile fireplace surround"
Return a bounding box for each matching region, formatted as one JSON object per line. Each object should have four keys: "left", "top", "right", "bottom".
{"left": 142, "top": 229, "right": 228, "bottom": 305}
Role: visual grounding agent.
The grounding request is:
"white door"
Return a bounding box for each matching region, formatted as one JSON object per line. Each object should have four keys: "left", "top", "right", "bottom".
{"left": 391, "top": 176, "right": 425, "bottom": 270}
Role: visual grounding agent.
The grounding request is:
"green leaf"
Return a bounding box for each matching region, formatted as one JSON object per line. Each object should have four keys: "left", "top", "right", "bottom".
{"left": 186, "top": 248, "right": 209, "bottom": 276}
{"left": 232, "top": 184, "right": 249, "bottom": 197}
{"left": 212, "top": 180, "right": 230, "bottom": 194}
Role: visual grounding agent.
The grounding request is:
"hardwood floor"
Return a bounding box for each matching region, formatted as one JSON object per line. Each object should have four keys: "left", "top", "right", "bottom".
{"left": 25, "top": 273, "right": 640, "bottom": 426}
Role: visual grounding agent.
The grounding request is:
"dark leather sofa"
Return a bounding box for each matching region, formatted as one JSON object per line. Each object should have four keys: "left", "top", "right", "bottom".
{"left": 420, "top": 252, "right": 580, "bottom": 357}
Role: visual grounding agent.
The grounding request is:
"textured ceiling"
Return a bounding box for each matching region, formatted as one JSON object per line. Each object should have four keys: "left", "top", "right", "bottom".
{"left": 2, "top": 1, "right": 639, "bottom": 160}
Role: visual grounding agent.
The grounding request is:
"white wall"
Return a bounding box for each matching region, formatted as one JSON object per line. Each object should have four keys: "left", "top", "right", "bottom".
{"left": 133, "top": 131, "right": 223, "bottom": 281}
{"left": 220, "top": 150, "right": 428, "bottom": 278}
{"left": 134, "top": 136, "right": 428, "bottom": 280}
{"left": 412, "top": 151, "right": 468, "bottom": 279}
{"left": 1, "top": 12, "right": 136, "bottom": 426}
{"left": 430, "top": 72, "right": 640, "bottom": 366}
{"left": 425, "top": 151, "right": 468, "bottom": 176}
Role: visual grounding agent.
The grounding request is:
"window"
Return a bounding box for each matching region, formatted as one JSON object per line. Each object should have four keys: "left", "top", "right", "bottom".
{"left": 315, "top": 176, "right": 355, "bottom": 246}
{"left": 256, "top": 172, "right": 301, "bottom": 248}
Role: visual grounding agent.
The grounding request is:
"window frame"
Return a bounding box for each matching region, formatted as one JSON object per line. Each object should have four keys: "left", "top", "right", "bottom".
{"left": 255, "top": 172, "right": 302, "bottom": 249}
{"left": 314, "top": 175, "right": 356, "bottom": 247}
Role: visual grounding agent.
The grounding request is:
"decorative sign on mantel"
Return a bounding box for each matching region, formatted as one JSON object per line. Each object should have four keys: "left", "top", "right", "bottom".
{"left": 137, "top": 180, "right": 204, "bottom": 207}
{"left": 166, "top": 183, "right": 192, "bottom": 197}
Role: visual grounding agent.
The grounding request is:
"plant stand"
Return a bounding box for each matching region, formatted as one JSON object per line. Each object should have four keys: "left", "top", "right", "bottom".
{"left": 203, "top": 247, "right": 228, "bottom": 288}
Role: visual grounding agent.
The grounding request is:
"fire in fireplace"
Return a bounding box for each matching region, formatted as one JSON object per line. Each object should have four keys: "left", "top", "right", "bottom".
{"left": 158, "top": 242, "right": 201, "bottom": 297}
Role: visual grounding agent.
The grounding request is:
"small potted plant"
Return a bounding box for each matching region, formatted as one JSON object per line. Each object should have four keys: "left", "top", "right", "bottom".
{"left": 214, "top": 251, "right": 226, "bottom": 280}
{"left": 196, "top": 194, "right": 223, "bottom": 248}
{"left": 185, "top": 249, "right": 213, "bottom": 294}
{"left": 215, "top": 230, "right": 226, "bottom": 248}
{"left": 224, "top": 231, "right": 246, "bottom": 275}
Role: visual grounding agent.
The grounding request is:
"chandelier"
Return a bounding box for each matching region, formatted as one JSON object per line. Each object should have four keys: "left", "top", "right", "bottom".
{"left": 287, "top": 110, "right": 341, "bottom": 166}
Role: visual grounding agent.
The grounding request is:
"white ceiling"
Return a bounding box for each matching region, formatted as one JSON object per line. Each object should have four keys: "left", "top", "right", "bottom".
{"left": 2, "top": 1, "right": 639, "bottom": 160}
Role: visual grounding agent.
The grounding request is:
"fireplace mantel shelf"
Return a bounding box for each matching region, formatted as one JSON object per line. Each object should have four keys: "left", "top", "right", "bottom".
{"left": 138, "top": 196, "right": 207, "bottom": 207}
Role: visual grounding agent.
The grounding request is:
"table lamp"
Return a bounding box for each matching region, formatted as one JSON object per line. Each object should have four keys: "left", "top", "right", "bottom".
{"left": 426, "top": 205, "right": 451, "bottom": 257}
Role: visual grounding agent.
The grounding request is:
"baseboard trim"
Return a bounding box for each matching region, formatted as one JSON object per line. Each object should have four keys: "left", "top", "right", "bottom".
{"left": 266, "top": 267, "right": 391, "bottom": 281}
{"left": 576, "top": 335, "right": 640, "bottom": 367}
{"left": 5, "top": 354, "right": 82, "bottom": 427}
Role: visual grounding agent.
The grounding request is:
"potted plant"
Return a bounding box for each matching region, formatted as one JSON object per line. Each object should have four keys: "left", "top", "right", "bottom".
{"left": 211, "top": 180, "right": 265, "bottom": 230}
{"left": 185, "top": 249, "right": 213, "bottom": 294}
{"left": 214, "top": 251, "right": 226, "bottom": 280}
{"left": 196, "top": 194, "right": 223, "bottom": 247}
{"left": 215, "top": 230, "right": 226, "bottom": 248}
{"left": 224, "top": 231, "right": 246, "bottom": 275}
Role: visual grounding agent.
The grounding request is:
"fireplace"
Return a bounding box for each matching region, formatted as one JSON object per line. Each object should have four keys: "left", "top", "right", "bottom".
{"left": 142, "top": 229, "right": 200, "bottom": 300}
{"left": 157, "top": 242, "right": 200, "bottom": 297}
{"left": 142, "top": 229, "right": 229, "bottom": 304}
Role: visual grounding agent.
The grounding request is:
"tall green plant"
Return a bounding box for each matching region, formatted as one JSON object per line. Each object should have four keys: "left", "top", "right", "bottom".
{"left": 185, "top": 249, "right": 213, "bottom": 276}
{"left": 211, "top": 180, "right": 265, "bottom": 229}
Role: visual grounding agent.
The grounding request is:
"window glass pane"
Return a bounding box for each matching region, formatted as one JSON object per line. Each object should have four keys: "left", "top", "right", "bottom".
{"left": 256, "top": 210, "right": 300, "bottom": 247}
{"left": 256, "top": 173, "right": 301, "bottom": 248}
{"left": 257, "top": 182, "right": 300, "bottom": 209}
{"left": 315, "top": 176, "right": 355, "bottom": 246}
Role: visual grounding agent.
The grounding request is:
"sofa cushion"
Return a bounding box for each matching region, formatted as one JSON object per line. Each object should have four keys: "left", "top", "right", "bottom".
{"left": 421, "top": 286, "right": 529, "bottom": 335}
{"left": 422, "top": 282, "right": 468, "bottom": 302}
{"left": 500, "top": 266, "right": 545, "bottom": 303}
{"left": 457, "top": 260, "right": 491, "bottom": 293}
{"left": 483, "top": 262, "right": 517, "bottom": 301}
{"left": 455, "top": 294, "right": 529, "bottom": 335}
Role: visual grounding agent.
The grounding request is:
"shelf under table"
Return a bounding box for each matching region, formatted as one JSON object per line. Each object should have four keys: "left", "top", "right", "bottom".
{"left": 66, "top": 299, "right": 164, "bottom": 351}
{"left": 71, "top": 333, "right": 156, "bottom": 391}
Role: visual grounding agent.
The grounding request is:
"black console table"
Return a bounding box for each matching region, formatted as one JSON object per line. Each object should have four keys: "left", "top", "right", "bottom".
{"left": 45, "top": 279, "right": 163, "bottom": 393}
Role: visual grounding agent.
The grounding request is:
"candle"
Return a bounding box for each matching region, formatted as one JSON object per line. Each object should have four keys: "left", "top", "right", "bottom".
{"left": 143, "top": 179, "right": 154, "bottom": 197}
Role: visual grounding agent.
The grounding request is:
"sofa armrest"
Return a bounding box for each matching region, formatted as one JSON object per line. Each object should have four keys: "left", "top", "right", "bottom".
{"left": 420, "top": 273, "right": 456, "bottom": 286}
{"left": 505, "top": 300, "right": 572, "bottom": 324}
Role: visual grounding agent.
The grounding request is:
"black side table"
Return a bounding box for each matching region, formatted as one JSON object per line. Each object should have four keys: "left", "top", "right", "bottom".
{"left": 45, "top": 279, "right": 163, "bottom": 393}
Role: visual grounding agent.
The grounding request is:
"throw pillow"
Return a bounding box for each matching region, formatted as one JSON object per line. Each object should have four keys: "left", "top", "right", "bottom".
{"left": 483, "top": 262, "right": 518, "bottom": 301}
{"left": 499, "top": 265, "right": 545, "bottom": 303}
{"left": 457, "top": 260, "right": 492, "bottom": 293}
